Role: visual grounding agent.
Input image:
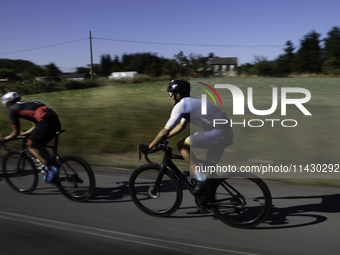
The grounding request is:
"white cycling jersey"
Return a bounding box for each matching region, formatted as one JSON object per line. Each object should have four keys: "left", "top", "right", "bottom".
{"left": 164, "top": 97, "right": 229, "bottom": 131}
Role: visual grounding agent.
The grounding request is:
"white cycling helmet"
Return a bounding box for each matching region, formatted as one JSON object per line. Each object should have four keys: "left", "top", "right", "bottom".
{"left": 2, "top": 92, "right": 21, "bottom": 107}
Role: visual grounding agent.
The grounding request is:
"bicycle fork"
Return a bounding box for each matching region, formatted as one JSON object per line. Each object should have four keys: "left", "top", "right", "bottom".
{"left": 14, "top": 151, "right": 28, "bottom": 176}
{"left": 149, "top": 155, "right": 169, "bottom": 197}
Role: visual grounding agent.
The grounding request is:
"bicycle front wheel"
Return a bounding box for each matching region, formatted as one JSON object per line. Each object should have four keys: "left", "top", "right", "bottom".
{"left": 2, "top": 150, "right": 38, "bottom": 194}
{"left": 209, "top": 172, "right": 272, "bottom": 228}
{"left": 128, "top": 164, "right": 183, "bottom": 217}
{"left": 56, "top": 155, "right": 95, "bottom": 202}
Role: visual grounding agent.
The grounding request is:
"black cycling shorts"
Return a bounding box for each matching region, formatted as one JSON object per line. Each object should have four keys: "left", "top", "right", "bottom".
{"left": 28, "top": 116, "right": 61, "bottom": 146}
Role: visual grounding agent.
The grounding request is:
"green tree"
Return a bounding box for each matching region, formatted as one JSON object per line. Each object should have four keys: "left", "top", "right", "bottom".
{"left": 100, "top": 54, "right": 112, "bottom": 77}
{"left": 174, "top": 51, "right": 188, "bottom": 76}
{"left": 45, "top": 62, "right": 62, "bottom": 78}
{"left": 118, "top": 52, "right": 163, "bottom": 75}
{"left": 323, "top": 26, "right": 340, "bottom": 60}
{"left": 145, "top": 62, "right": 162, "bottom": 77}
{"left": 322, "top": 57, "right": 340, "bottom": 75}
{"left": 162, "top": 59, "right": 179, "bottom": 79}
{"left": 121, "top": 53, "right": 145, "bottom": 73}
{"left": 91, "top": 64, "right": 101, "bottom": 77}
{"left": 322, "top": 26, "right": 340, "bottom": 74}
{"left": 197, "top": 55, "right": 211, "bottom": 77}
{"left": 0, "top": 59, "right": 37, "bottom": 74}
{"left": 251, "top": 56, "right": 276, "bottom": 76}
{"left": 293, "top": 30, "right": 322, "bottom": 73}
{"left": 186, "top": 53, "right": 211, "bottom": 77}
{"left": 121, "top": 54, "right": 132, "bottom": 71}
{"left": 187, "top": 53, "right": 200, "bottom": 72}
{"left": 75, "top": 67, "right": 90, "bottom": 79}
{"left": 22, "top": 65, "right": 45, "bottom": 80}
{"left": 238, "top": 63, "right": 254, "bottom": 75}
{"left": 76, "top": 67, "right": 90, "bottom": 74}
{"left": 0, "top": 68, "right": 18, "bottom": 80}
{"left": 112, "top": 55, "right": 121, "bottom": 72}
{"left": 275, "top": 40, "right": 296, "bottom": 75}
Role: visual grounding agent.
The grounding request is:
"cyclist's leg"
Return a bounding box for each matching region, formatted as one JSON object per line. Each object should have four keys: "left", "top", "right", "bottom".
{"left": 27, "top": 119, "right": 46, "bottom": 158}
{"left": 177, "top": 136, "right": 196, "bottom": 167}
{"left": 27, "top": 117, "right": 61, "bottom": 165}
{"left": 27, "top": 144, "right": 49, "bottom": 165}
{"left": 177, "top": 136, "right": 205, "bottom": 181}
{"left": 192, "top": 129, "right": 234, "bottom": 184}
{"left": 206, "top": 128, "right": 234, "bottom": 164}
{"left": 178, "top": 130, "right": 221, "bottom": 181}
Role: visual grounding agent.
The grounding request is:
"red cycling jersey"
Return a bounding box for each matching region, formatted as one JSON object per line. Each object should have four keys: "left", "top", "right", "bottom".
{"left": 8, "top": 101, "right": 58, "bottom": 128}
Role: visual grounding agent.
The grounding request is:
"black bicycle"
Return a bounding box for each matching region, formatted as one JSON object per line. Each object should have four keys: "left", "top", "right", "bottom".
{"left": 129, "top": 141, "right": 272, "bottom": 228}
{"left": 1, "top": 130, "right": 95, "bottom": 202}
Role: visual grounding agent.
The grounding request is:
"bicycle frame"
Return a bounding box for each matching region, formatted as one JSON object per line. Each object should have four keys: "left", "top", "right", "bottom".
{"left": 142, "top": 142, "right": 249, "bottom": 209}
{"left": 42, "top": 130, "right": 77, "bottom": 181}
{"left": 143, "top": 143, "right": 223, "bottom": 206}
{"left": 1, "top": 130, "right": 71, "bottom": 177}
{"left": 144, "top": 144, "right": 194, "bottom": 192}
{"left": 2, "top": 129, "right": 95, "bottom": 201}
{"left": 134, "top": 142, "right": 272, "bottom": 228}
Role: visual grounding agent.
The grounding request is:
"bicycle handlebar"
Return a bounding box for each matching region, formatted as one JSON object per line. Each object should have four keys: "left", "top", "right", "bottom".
{"left": 139, "top": 141, "right": 184, "bottom": 165}
{"left": 0, "top": 136, "right": 28, "bottom": 151}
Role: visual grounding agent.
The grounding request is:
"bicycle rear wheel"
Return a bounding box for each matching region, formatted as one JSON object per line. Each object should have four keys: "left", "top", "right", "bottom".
{"left": 56, "top": 155, "right": 95, "bottom": 202}
{"left": 128, "top": 164, "right": 183, "bottom": 217}
{"left": 2, "top": 150, "right": 38, "bottom": 194}
{"left": 209, "top": 172, "right": 272, "bottom": 228}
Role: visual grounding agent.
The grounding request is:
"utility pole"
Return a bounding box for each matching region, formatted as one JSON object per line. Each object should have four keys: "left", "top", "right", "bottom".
{"left": 89, "top": 31, "right": 94, "bottom": 80}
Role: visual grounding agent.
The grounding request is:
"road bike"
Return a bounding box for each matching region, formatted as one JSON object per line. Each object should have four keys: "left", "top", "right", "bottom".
{"left": 129, "top": 141, "right": 272, "bottom": 228}
{"left": 1, "top": 130, "right": 95, "bottom": 202}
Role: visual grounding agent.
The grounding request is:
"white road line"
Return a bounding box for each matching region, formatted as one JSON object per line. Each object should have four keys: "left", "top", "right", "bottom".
{"left": 0, "top": 210, "right": 260, "bottom": 255}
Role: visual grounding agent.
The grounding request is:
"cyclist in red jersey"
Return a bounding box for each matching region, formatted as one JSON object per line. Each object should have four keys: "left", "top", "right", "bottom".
{"left": 0, "top": 92, "right": 61, "bottom": 183}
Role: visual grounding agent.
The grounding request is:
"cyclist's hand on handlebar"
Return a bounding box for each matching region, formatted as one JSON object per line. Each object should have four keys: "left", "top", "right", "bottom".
{"left": 0, "top": 135, "right": 7, "bottom": 145}
{"left": 137, "top": 144, "right": 150, "bottom": 154}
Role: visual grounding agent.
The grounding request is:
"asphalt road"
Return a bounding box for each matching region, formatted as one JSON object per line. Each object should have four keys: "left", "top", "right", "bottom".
{"left": 1, "top": 167, "right": 339, "bottom": 255}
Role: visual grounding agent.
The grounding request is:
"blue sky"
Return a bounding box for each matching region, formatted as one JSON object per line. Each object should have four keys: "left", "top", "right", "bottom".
{"left": 1, "top": 0, "right": 339, "bottom": 73}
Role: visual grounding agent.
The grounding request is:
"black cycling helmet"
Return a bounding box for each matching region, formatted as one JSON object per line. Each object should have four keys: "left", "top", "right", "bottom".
{"left": 167, "top": 80, "right": 190, "bottom": 100}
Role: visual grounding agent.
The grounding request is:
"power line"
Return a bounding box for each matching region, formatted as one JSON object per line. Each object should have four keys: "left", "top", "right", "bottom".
{"left": 1, "top": 36, "right": 285, "bottom": 57}
{"left": 0, "top": 38, "right": 88, "bottom": 55}
{"left": 93, "top": 37, "right": 285, "bottom": 48}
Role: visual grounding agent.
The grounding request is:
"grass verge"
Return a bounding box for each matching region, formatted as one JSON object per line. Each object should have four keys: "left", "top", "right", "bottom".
{"left": 0, "top": 78, "right": 339, "bottom": 187}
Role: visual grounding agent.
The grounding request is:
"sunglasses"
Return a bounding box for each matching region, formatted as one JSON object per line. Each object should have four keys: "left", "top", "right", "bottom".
{"left": 168, "top": 92, "right": 174, "bottom": 97}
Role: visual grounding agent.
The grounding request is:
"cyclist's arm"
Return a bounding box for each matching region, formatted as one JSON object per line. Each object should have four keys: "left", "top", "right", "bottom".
{"left": 167, "top": 123, "right": 186, "bottom": 139}
{"left": 21, "top": 122, "right": 36, "bottom": 136}
{"left": 148, "top": 121, "right": 187, "bottom": 149}
{"left": 0, "top": 125, "right": 20, "bottom": 140}
{"left": 1, "top": 108, "right": 21, "bottom": 140}
{"left": 148, "top": 128, "right": 170, "bottom": 149}
{"left": 147, "top": 100, "right": 187, "bottom": 149}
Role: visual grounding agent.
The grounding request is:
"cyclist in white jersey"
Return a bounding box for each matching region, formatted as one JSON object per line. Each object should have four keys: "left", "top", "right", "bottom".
{"left": 138, "top": 80, "right": 233, "bottom": 192}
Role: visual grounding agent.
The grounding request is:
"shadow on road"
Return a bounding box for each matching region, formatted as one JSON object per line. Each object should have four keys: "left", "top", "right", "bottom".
{"left": 87, "top": 181, "right": 131, "bottom": 203}
{"left": 50, "top": 178, "right": 340, "bottom": 229}
{"left": 259, "top": 193, "right": 340, "bottom": 229}
{"left": 3, "top": 172, "right": 338, "bottom": 229}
